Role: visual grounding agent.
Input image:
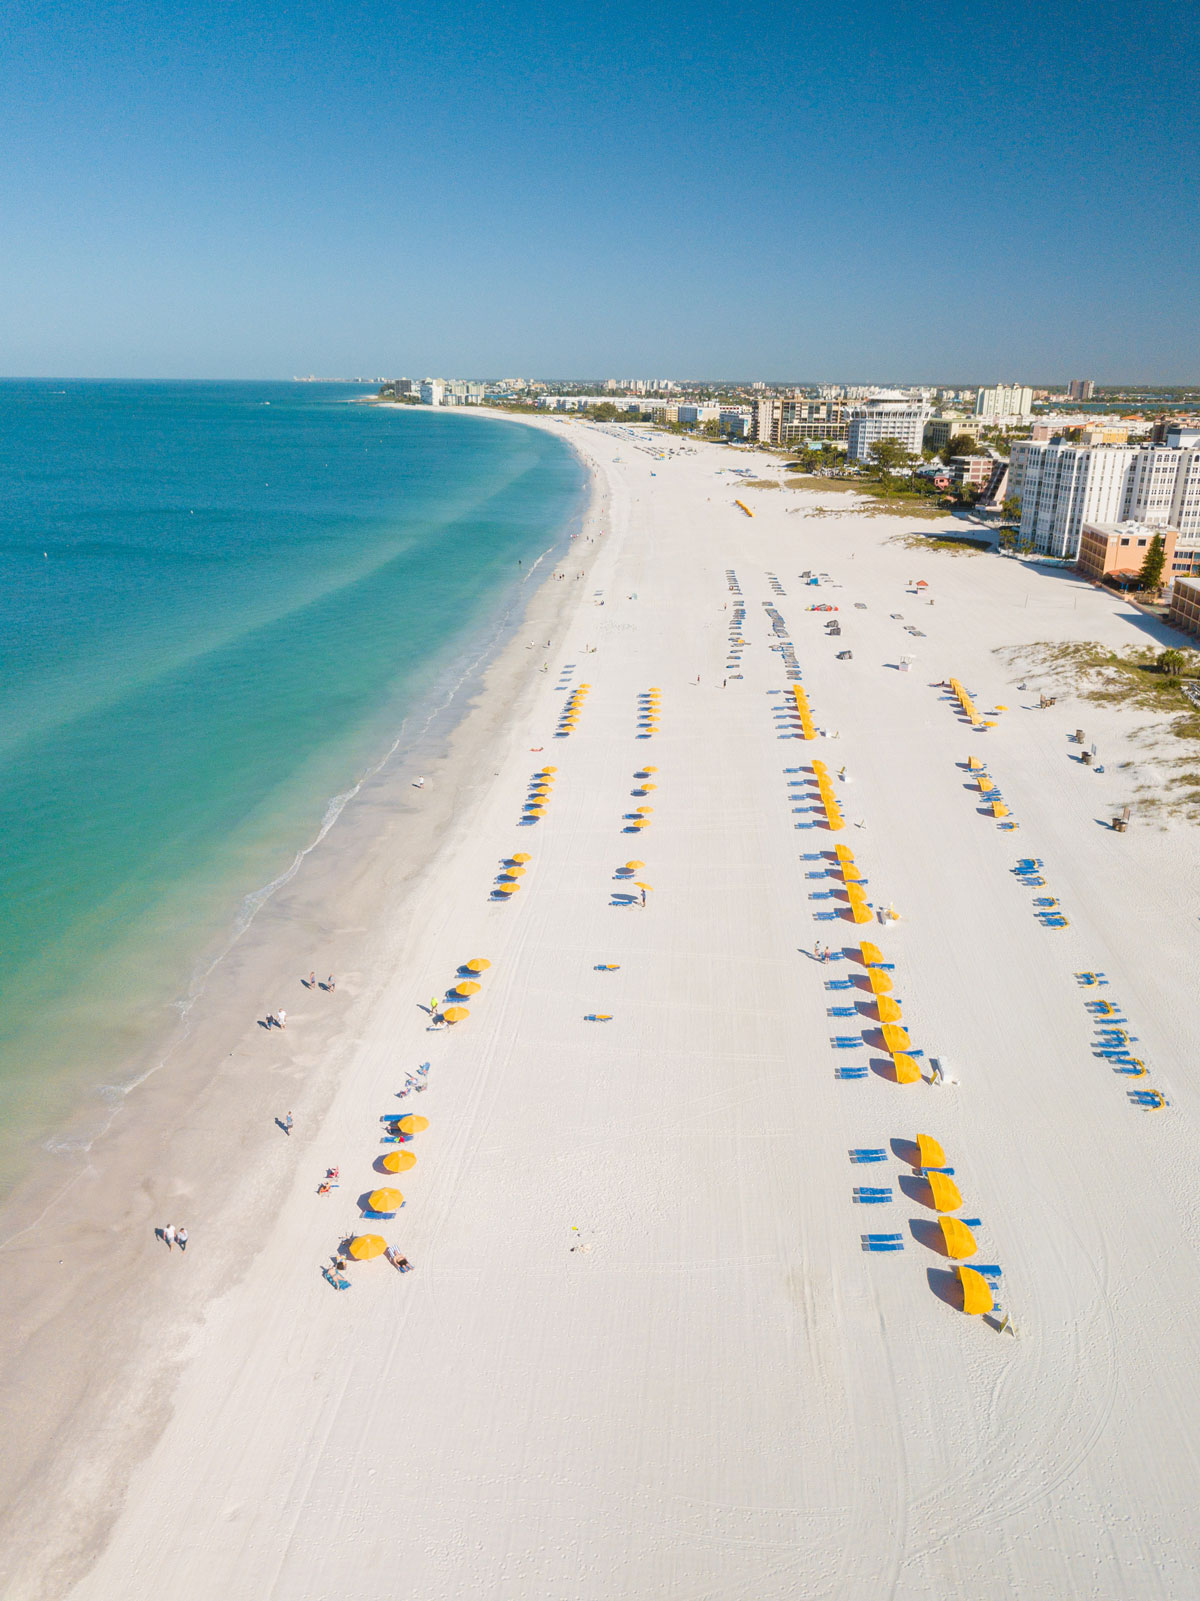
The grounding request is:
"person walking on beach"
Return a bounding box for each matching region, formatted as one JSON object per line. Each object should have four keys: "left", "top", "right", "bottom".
{"left": 282, "top": 1112, "right": 294, "bottom": 1137}
{"left": 308, "top": 971, "right": 315, "bottom": 989}
{"left": 176, "top": 1225, "right": 188, "bottom": 1252}
{"left": 162, "top": 1224, "right": 177, "bottom": 1251}
{"left": 327, "top": 975, "right": 336, "bottom": 992}
{"left": 277, "top": 1008, "right": 287, "bottom": 1030}
{"left": 640, "top": 886, "right": 647, "bottom": 907}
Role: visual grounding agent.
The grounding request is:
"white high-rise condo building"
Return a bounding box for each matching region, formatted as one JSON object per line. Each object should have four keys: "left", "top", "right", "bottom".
{"left": 1011, "top": 440, "right": 1200, "bottom": 558}
{"left": 846, "top": 393, "right": 931, "bottom": 462}
{"left": 419, "top": 379, "right": 444, "bottom": 406}
{"left": 974, "top": 384, "right": 1033, "bottom": 420}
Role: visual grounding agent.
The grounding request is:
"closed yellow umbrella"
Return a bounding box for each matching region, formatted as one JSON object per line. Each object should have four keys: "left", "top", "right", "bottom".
{"left": 892, "top": 1053, "right": 923, "bottom": 1084}
{"left": 915, "top": 1133, "right": 946, "bottom": 1169}
{"left": 367, "top": 1188, "right": 404, "bottom": 1213}
{"left": 868, "top": 970, "right": 893, "bottom": 995}
{"left": 398, "top": 1114, "right": 429, "bottom": 1134}
{"left": 958, "top": 1264, "right": 993, "bottom": 1316}
{"left": 881, "top": 1023, "right": 911, "bottom": 1053}
{"left": 940, "top": 1217, "right": 977, "bottom": 1259}
{"left": 925, "top": 1173, "right": 963, "bottom": 1212}
{"left": 348, "top": 1234, "right": 387, "bottom": 1260}
{"left": 382, "top": 1149, "right": 416, "bottom": 1173}
{"left": 442, "top": 1005, "right": 471, "bottom": 1021}
{"left": 454, "top": 980, "right": 481, "bottom": 996}
{"left": 877, "top": 996, "right": 903, "bottom": 1023}
{"left": 625, "top": 859, "right": 645, "bottom": 869}
{"left": 860, "top": 941, "right": 884, "bottom": 966}
{"left": 466, "top": 957, "right": 492, "bottom": 970}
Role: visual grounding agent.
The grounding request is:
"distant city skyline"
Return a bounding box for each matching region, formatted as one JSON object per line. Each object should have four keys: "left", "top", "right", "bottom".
{"left": 2, "top": 1, "right": 1197, "bottom": 380}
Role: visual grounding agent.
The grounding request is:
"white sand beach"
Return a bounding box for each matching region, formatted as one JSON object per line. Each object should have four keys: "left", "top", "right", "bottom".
{"left": 7, "top": 419, "right": 1200, "bottom": 1599}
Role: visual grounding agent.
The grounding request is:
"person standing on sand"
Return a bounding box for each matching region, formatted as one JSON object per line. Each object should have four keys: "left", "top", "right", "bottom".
{"left": 163, "top": 1224, "right": 176, "bottom": 1251}
{"left": 277, "top": 1008, "right": 287, "bottom": 1030}
{"left": 283, "top": 1112, "right": 293, "bottom": 1137}
{"left": 328, "top": 975, "right": 336, "bottom": 992}
{"left": 308, "top": 971, "right": 315, "bottom": 988}
{"left": 176, "top": 1226, "right": 188, "bottom": 1251}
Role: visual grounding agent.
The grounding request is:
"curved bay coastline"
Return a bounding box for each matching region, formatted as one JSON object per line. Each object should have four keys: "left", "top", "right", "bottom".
{"left": 0, "top": 409, "right": 608, "bottom": 1597}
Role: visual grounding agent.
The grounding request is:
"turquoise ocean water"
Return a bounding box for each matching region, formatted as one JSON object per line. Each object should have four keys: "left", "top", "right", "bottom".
{"left": 0, "top": 382, "right": 586, "bottom": 1185}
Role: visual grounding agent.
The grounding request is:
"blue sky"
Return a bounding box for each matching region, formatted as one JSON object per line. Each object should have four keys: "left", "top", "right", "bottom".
{"left": 2, "top": 0, "right": 1197, "bottom": 381}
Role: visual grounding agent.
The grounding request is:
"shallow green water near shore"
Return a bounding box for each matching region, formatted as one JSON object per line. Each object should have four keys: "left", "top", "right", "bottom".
{"left": 0, "top": 382, "right": 585, "bottom": 1182}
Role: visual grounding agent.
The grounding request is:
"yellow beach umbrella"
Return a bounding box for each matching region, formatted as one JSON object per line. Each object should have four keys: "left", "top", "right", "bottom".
{"left": 503, "top": 865, "right": 526, "bottom": 877}
{"left": 511, "top": 853, "right": 532, "bottom": 864}
{"left": 466, "top": 957, "right": 492, "bottom": 970}
{"left": 850, "top": 902, "right": 873, "bottom": 924}
{"left": 834, "top": 845, "right": 856, "bottom": 863}
{"left": 868, "top": 970, "right": 893, "bottom": 995}
{"left": 925, "top": 1173, "right": 963, "bottom": 1212}
{"left": 367, "top": 1188, "right": 404, "bottom": 1213}
{"left": 348, "top": 1234, "right": 387, "bottom": 1260}
{"left": 860, "top": 941, "right": 884, "bottom": 966}
{"left": 958, "top": 1265, "right": 993, "bottom": 1316}
{"left": 454, "top": 980, "right": 481, "bottom": 996}
{"left": 524, "top": 807, "right": 544, "bottom": 818}
{"left": 939, "top": 1217, "right": 976, "bottom": 1259}
{"left": 915, "top": 1133, "right": 946, "bottom": 1169}
{"left": 636, "top": 806, "right": 654, "bottom": 814}
{"left": 382, "top": 1149, "right": 416, "bottom": 1173}
{"left": 639, "top": 782, "right": 658, "bottom": 791}
{"left": 539, "top": 766, "right": 557, "bottom": 774}
{"left": 443, "top": 1004, "right": 471, "bottom": 1021}
{"left": 398, "top": 1114, "right": 429, "bottom": 1134}
{"left": 633, "top": 881, "right": 653, "bottom": 891}
{"left": 881, "top": 1023, "right": 911, "bottom": 1053}
{"left": 877, "top": 996, "right": 903, "bottom": 1023}
{"left": 625, "top": 859, "right": 645, "bottom": 869}
{"left": 642, "top": 766, "right": 658, "bottom": 773}
{"left": 892, "top": 1053, "right": 923, "bottom": 1084}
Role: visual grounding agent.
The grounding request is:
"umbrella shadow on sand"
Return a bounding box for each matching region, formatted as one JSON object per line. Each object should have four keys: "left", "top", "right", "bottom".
{"left": 909, "top": 1218, "right": 954, "bottom": 1255}
{"left": 927, "top": 1267, "right": 967, "bottom": 1309}
{"left": 898, "top": 1173, "right": 945, "bottom": 1208}
{"left": 890, "top": 1137, "right": 922, "bottom": 1168}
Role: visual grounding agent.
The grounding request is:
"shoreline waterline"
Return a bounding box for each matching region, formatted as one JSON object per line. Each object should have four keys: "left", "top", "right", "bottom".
{"left": 0, "top": 388, "right": 588, "bottom": 1197}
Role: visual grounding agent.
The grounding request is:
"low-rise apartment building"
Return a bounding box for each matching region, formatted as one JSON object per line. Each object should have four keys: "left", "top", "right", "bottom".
{"left": 1168, "top": 577, "right": 1200, "bottom": 638}
{"left": 1076, "top": 521, "right": 1177, "bottom": 584}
